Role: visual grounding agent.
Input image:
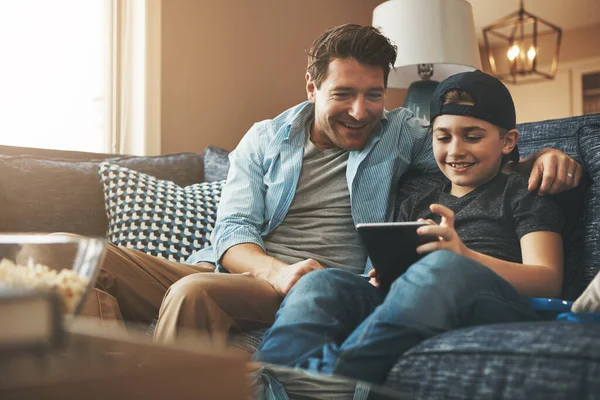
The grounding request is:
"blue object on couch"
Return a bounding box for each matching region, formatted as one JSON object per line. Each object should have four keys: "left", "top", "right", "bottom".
{"left": 524, "top": 298, "right": 600, "bottom": 323}
{"left": 527, "top": 297, "right": 573, "bottom": 320}
{"left": 557, "top": 312, "right": 600, "bottom": 323}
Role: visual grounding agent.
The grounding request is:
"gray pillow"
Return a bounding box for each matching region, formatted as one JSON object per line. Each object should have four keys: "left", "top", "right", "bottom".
{"left": 203, "top": 146, "right": 230, "bottom": 182}
{"left": 0, "top": 153, "right": 205, "bottom": 237}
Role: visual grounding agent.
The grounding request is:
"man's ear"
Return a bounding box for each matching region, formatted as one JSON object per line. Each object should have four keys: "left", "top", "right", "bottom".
{"left": 306, "top": 72, "right": 316, "bottom": 103}
{"left": 502, "top": 129, "right": 519, "bottom": 155}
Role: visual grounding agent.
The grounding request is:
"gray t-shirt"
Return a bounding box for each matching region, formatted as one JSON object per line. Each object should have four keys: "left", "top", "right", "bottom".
{"left": 263, "top": 133, "right": 367, "bottom": 274}
{"left": 397, "top": 173, "right": 563, "bottom": 263}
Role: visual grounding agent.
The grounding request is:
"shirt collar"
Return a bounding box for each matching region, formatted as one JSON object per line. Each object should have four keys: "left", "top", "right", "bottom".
{"left": 286, "top": 102, "right": 314, "bottom": 139}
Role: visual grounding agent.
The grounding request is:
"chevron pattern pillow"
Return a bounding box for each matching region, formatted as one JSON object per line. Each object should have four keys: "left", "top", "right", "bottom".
{"left": 99, "top": 162, "right": 225, "bottom": 262}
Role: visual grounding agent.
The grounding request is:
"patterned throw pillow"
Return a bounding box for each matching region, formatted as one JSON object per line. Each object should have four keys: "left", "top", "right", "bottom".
{"left": 99, "top": 162, "right": 225, "bottom": 262}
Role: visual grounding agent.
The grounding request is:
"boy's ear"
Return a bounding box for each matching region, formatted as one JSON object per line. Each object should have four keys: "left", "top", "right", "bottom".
{"left": 306, "top": 72, "right": 316, "bottom": 103}
{"left": 502, "top": 129, "right": 519, "bottom": 155}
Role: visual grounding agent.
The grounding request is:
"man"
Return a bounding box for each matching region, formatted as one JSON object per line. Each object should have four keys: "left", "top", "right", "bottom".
{"left": 88, "top": 24, "right": 582, "bottom": 343}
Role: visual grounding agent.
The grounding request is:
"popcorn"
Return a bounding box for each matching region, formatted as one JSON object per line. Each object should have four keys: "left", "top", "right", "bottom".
{"left": 0, "top": 258, "right": 90, "bottom": 314}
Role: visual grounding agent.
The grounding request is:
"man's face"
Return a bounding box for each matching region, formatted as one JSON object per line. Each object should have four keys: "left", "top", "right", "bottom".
{"left": 306, "top": 58, "right": 385, "bottom": 151}
{"left": 432, "top": 114, "right": 517, "bottom": 197}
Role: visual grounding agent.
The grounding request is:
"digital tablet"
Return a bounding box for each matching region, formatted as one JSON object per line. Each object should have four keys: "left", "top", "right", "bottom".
{"left": 356, "top": 222, "right": 438, "bottom": 289}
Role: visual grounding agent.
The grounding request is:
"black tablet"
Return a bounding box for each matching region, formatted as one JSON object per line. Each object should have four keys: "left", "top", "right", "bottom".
{"left": 356, "top": 222, "right": 438, "bottom": 289}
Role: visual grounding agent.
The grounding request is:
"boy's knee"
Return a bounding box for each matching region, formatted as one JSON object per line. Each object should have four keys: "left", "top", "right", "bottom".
{"left": 421, "top": 250, "right": 465, "bottom": 267}
{"left": 402, "top": 250, "right": 496, "bottom": 288}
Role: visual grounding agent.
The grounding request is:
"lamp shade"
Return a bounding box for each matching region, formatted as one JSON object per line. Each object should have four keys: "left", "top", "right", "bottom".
{"left": 373, "top": 0, "right": 482, "bottom": 88}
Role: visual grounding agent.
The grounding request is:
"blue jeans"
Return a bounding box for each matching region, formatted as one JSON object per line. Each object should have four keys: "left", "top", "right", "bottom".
{"left": 254, "top": 250, "right": 539, "bottom": 384}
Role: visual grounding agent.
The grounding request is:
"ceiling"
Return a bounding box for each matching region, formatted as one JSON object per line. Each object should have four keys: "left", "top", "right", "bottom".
{"left": 466, "top": 0, "right": 600, "bottom": 41}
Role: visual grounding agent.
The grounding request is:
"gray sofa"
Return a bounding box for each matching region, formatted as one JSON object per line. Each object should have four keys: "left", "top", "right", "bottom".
{"left": 2, "top": 112, "right": 600, "bottom": 399}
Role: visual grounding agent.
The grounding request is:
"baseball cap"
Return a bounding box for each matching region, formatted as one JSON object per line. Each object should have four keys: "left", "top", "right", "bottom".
{"left": 429, "top": 70, "right": 516, "bottom": 131}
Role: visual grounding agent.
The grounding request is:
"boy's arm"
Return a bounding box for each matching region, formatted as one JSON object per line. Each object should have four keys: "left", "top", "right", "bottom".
{"left": 503, "top": 148, "right": 583, "bottom": 195}
{"left": 462, "top": 232, "right": 563, "bottom": 298}
{"left": 416, "top": 204, "right": 563, "bottom": 298}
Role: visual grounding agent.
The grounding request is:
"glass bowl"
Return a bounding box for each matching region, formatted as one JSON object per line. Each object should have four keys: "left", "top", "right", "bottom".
{"left": 0, "top": 234, "right": 107, "bottom": 316}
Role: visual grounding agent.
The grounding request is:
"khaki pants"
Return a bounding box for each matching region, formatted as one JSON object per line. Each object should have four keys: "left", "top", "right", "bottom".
{"left": 26, "top": 238, "right": 283, "bottom": 344}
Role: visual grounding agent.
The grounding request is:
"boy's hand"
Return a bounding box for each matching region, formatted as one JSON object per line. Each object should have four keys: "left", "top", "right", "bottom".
{"left": 368, "top": 269, "right": 380, "bottom": 288}
{"left": 416, "top": 204, "right": 467, "bottom": 256}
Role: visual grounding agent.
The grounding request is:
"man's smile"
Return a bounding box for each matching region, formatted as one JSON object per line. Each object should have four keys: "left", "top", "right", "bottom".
{"left": 339, "top": 120, "right": 368, "bottom": 130}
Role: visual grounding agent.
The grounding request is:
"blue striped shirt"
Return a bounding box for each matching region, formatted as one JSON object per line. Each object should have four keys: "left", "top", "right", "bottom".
{"left": 187, "top": 102, "right": 437, "bottom": 274}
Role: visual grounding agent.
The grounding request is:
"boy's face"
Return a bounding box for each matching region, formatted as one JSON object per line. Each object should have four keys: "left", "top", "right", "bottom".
{"left": 306, "top": 57, "right": 386, "bottom": 151}
{"left": 432, "top": 114, "right": 518, "bottom": 197}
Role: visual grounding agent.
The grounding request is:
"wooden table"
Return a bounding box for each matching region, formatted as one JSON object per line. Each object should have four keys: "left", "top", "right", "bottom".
{"left": 0, "top": 319, "right": 249, "bottom": 399}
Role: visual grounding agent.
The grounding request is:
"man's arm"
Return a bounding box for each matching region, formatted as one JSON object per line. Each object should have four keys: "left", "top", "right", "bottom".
{"left": 211, "top": 122, "right": 324, "bottom": 295}
{"left": 222, "top": 243, "right": 286, "bottom": 277}
{"left": 222, "top": 243, "right": 324, "bottom": 296}
{"left": 503, "top": 148, "right": 584, "bottom": 195}
{"left": 210, "top": 123, "right": 271, "bottom": 271}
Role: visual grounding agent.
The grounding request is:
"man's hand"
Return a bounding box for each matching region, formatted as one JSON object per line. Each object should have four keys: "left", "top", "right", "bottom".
{"left": 266, "top": 258, "right": 325, "bottom": 297}
{"left": 415, "top": 204, "right": 467, "bottom": 255}
{"left": 526, "top": 149, "right": 583, "bottom": 195}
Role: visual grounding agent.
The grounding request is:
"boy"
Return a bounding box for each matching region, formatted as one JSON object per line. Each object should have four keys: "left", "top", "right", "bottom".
{"left": 254, "top": 70, "right": 565, "bottom": 384}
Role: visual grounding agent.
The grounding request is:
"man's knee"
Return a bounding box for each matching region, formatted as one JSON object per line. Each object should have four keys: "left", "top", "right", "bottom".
{"left": 164, "top": 273, "right": 216, "bottom": 305}
{"left": 283, "top": 269, "right": 375, "bottom": 316}
{"left": 291, "top": 268, "right": 364, "bottom": 297}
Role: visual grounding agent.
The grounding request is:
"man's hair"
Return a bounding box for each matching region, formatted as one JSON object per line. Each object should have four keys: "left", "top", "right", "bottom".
{"left": 441, "top": 89, "right": 516, "bottom": 166}
{"left": 306, "top": 24, "right": 397, "bottom": 89}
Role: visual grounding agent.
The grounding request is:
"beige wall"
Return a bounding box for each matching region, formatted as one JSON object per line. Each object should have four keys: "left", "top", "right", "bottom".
{"left": 161, "top": 0, "right": 382, "bottom": 154}
{"left": 383, "top": 88, "right": 408, "bottom": 111}
{"left": 161, "top": 1, "right": 600, "bottom": 154}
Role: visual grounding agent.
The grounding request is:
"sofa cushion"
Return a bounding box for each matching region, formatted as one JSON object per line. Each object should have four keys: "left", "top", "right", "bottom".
{"left": 517, "top": 114, "right": 600, "bottom": 296}
{"left": 203, "top": 145, "right": 231, "bottom": 182}
{"left": 153, "top": 322, "right": 600, "bottom": 400}
{"left": 0, "top": 153, "right": 205, "bottom": 237}
{"left": 385, "top": 321, "right": 600, "bottom": 399}
{"left": 99, "top": 163, "right": 224, "bottom": 262}
{"left": 575, "top": 123, "right": 600, "bottom": 289}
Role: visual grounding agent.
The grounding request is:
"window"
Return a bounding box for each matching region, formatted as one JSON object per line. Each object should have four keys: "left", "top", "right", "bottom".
{"left": 0, "top": 0, "right": 110, "bottom": 153}
{"left": 582, "top": 72, "right": 600, "bottom": 115}
{"left": 0, "top": 0, "right": 160, "bottom": 155}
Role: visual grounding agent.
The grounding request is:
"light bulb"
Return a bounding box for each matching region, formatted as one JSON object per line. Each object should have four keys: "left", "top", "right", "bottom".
{"left": 507, "top": 45, "right": 520, "bottom": 61}
{"left": 527, "top": 46, "right": 537, "bottom": 60}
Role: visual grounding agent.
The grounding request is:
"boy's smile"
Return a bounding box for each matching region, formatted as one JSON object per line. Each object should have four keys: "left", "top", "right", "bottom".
{"left": 447, "top": 161, "right": 475, "bottom": 171}
{"left": 432, "top": 114, "right": 517, "bottom": 197}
